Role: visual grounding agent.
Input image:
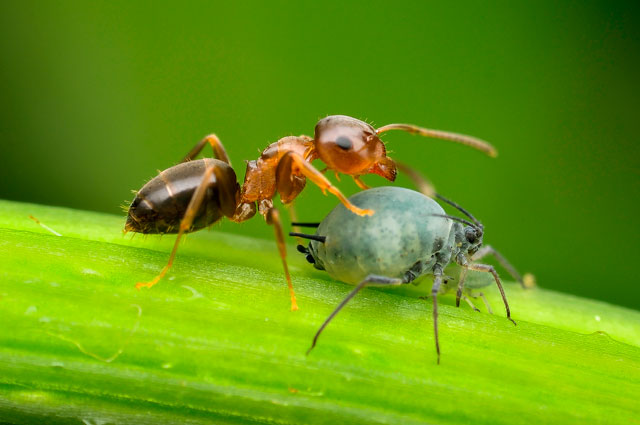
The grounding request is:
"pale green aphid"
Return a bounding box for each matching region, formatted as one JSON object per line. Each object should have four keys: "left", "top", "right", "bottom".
{"left": 293, "top": 186, "right": 523, "bottom": 364}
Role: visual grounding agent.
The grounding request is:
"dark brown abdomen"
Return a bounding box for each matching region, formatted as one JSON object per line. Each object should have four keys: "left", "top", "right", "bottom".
{"left": 125, "top": 159, "right": 238, "bottom": 234}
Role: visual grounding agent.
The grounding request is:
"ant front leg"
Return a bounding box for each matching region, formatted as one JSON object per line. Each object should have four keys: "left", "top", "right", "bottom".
{"left": 136, "top": 165, "right": 217, "bottom": 290}
{"left": 260, "top": 200, "right": 298, "bottom": 311}
{"left": 471, "top": 245, "right": 535, "bottom": 289}
{"left": 181, "top": 134, "right": 232, "bottom": 165}
{"left": 277, "top": 152, "right": 374, "bottom": 217}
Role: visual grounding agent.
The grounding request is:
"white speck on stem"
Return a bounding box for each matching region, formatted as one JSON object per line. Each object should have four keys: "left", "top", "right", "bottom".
{"left": 595, "top": 315, "right": 601, "bottom": 322}
{"left": 182, "top": 285, "right": 204, "bottom": 300}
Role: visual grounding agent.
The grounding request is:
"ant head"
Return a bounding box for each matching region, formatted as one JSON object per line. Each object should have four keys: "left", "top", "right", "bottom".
{"left": 314, "top": 115, "right": 396, "bottom": 180}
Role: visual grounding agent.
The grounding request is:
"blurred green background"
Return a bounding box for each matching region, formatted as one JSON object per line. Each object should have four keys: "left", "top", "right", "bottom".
{"left": 0, "top": 1, "right": 638, "bottom": 308}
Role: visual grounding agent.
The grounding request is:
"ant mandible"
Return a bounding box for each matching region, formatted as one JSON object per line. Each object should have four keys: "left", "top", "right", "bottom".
{"left": 125, "top": 115, "right": 497, "bottom": 311}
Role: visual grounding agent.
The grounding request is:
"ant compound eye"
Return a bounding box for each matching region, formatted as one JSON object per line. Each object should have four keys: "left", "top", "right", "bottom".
{"left": 335, "top": 136, "right": 353, "bottom": 150}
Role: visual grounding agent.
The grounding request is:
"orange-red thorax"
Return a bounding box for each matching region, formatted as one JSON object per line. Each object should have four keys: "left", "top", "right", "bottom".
{"left": 241, "top": 136, "right": 315, "bottom": 203}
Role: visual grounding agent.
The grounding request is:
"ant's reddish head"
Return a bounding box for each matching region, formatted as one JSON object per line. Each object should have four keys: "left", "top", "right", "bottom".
{"left": 314, "top": 115, "right": 396, "bottom": 181}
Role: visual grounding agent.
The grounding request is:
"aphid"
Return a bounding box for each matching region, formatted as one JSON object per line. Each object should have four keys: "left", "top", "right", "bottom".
{"left": 292, "top": 186, "right": 524, "bottom": 363}
{"left": 126, "top": 116, "right": 496, "bottom": 310}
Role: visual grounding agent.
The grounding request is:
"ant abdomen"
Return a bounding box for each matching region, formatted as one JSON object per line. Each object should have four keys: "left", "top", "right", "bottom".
{"left": 125, "top": 159, "right": 239, "bottom": 234}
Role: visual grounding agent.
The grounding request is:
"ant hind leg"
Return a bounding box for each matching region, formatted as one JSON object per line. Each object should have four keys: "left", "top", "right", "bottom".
{"left": 182, "top": 134, "right": 232, "bottom": 165}
{"left": 136, "top": 165, "right": 217, "bottom": 290}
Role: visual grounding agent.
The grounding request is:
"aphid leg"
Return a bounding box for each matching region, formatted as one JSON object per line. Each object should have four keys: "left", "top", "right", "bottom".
{"left": 376, "top": 123, "right": 498, "bottom": 158}
{"left": 395, "top": 162, "right": 436, "bottom": 198}
{"left": 431, "top": 268, "right": 444, "bottom": 364}
{"left": 181, "top": 134, "right": 231, "bottom": 165}
{"left": 135, "top": 165, "right": 216, "bottom": 290}
{"left": 455, "top": 266, "right": 468, "bottom": 308}
{"left": 264, "top": 205, "right": 298, "bottom": 311}
{"left": 279, "top": 152, "right": 374, "bottom": 217}
{"left": 466, "top": 263, "right": 516, "bottom": 326}
{"left": 471, "top": 245, "right": 533, "bottom": 289}
{"left": 353, "top": 176, "right": 370, "bottom": 190}
{"left": 475, "top": 292, "right": 494, "bottom": 315}
{"left": 307, "top": 274, "right": 406, "bottom": 355}
{"left": 461, "top": 294, "right": 481, "bottom": 312}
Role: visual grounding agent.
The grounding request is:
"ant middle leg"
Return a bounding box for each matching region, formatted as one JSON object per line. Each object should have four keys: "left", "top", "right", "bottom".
{"left": 285, "top": 202, "right": 305, "bottom": 246}
{"left": 260, "top": 200, "right": 298, "bottom": 311}
{"left": 181, "top": 134, "right": 231, "bottom": 165}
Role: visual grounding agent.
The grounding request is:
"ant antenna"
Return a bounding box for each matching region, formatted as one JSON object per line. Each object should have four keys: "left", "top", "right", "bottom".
{"left": 431, "top": 214, "right": 481, "bottom": 232}
{"left": 434, "top": 193, "right": 483, "bottom": 229}
{"left": 289, "top": 232, "right": 326, "bottom": 243}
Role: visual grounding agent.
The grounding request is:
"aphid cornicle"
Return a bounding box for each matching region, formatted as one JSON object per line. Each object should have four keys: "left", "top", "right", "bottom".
{"left": 126, "top": 115, "right": 497, "bottom": 311}
{"left": 292, "top": 186, "right": 525, "bottom": 363}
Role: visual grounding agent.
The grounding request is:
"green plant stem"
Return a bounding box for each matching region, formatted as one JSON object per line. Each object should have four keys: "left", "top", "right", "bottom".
{"left": 0, "top": 200, "right": 638, "bottom": 424}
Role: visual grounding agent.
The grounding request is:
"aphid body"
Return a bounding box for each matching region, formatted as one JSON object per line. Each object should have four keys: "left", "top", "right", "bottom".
{"left": 309, "top": 187, "right": 452, "bottom": 285}
{"left": 295, "top": 186, "right": 519, "bottom": 363}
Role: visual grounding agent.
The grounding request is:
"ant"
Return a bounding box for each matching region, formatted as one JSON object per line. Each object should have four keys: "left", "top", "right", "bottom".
{"left": 125, "top": 115, "right": 497, "bottom": 311}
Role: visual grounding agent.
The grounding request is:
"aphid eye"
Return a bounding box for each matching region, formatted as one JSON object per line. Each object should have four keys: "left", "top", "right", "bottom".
{"left": 465, "top": 228, "right": 477, "bottom": 244}
{"left": 335, "top": 136, "right": 353, "bottom": 150}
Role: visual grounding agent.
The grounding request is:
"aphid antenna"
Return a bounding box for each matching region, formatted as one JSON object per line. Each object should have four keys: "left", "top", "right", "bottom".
{"left": 434, "top": 193, "right": 483, "bottom": 230}
{"left": 289, "top": 232, "right": 326, "bottom": 243}
{"left": 430, "top": 214, "right": 481, "bottom": 232}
